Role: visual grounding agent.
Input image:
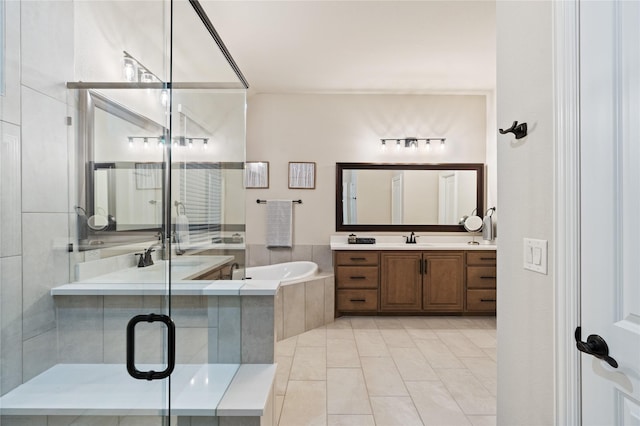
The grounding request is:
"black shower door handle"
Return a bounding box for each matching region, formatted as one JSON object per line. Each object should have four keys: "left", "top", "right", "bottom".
{"left": 126, "top": 313, "right": 176, "bottom": 380}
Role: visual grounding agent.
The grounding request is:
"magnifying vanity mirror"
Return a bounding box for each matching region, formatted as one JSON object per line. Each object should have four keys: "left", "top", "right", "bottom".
{"left": 336, "top": 162, "right": 484, "bottom": 232}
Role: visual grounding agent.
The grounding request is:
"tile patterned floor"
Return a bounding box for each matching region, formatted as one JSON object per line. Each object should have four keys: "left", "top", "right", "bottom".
{"left": 275, "top": 316, "right": 496, "bottom": 426}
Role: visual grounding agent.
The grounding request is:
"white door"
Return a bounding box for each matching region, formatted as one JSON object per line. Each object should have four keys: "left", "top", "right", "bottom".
{"left": 438, "top": 172, "right": 457, "bottom": 224}
{"left": 391, "top": 174, "right": 403, "bottom": 224}
{"left": 580, "top": 1, "right": 640, "bottom": 423}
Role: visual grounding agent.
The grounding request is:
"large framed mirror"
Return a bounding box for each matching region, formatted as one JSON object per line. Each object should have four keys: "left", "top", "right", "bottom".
{"left": 76, "top": 89, "right": 246, "bottom": 251}
{"left": 336, "top": 162, "right": 484, "bottom": 232}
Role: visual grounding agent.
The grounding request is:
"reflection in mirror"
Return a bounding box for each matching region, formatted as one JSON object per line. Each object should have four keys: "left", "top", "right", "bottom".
{"left": 91, "top": 162, "right": 163, "bottom": 231}
{"left": 336, "top": 163, "right": 484, "bottom": 232}
{"left": 77, "top": 89, "right": 246, "bottom": 253}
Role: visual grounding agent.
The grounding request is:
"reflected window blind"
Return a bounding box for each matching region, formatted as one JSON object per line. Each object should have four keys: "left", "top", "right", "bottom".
{"left": 180, "top": 163, "right": 222, "bottom": 243}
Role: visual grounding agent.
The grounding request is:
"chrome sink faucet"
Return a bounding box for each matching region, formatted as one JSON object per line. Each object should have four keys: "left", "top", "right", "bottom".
{"left": 404, "top": 232, "right": 418, "bottom": 244}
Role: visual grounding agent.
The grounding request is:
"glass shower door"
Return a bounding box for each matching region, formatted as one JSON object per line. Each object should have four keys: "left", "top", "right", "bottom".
{"left": 0, "top": 0, "right": 248, "bottom": 424}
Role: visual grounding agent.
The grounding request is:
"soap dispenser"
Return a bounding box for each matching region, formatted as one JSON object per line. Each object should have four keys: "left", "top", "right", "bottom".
{"left": 348, "top": 234, "right": 357, "bottom": 244}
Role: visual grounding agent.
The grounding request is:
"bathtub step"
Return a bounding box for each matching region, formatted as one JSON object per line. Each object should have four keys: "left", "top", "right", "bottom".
{"left": 0, "top": 363, "right": 276, "bottom": 418}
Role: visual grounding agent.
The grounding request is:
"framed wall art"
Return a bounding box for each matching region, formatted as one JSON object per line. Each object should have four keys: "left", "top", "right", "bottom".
{"left": 288, "top": 162, "right": 316, "bottom": 189}
{"left": 245, "top": 161, "right": 269, "bottom": 188}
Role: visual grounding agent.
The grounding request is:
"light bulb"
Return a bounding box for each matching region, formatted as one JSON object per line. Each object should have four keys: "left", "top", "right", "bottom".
{"left": 440, "top": 139, "right": 446, "bottom": 150}
{"left": 160, "top": 89, "right": 169, "bottom": 107}
{"left": 123, "top": 57, "right": 137, "bottom": 82}
{"left": 140, "top": 71, "right": 154, "bottom": 83}
{"left": 381, "top": 140, "right": 387, "bottom": 151}
{"left": 203, "top": 139, "right": 209, "bottom": 149}
{"left": 396, "top": 139, "right": 401, "bottom": 151}
{"left": 425, "top": 140, "right": 432, "bottom": 151}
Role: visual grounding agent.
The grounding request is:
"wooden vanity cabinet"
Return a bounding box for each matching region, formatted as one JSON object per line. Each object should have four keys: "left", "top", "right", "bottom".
{"left": 465, "top": 251, "right": 497, "bottom": 313}
{"left": 380, "top": 251, "right": 463, "bottom": 313}
{"left": 423, "top": 252, "right": 464, "bottom": 312}
{"left": 334, "top": 251, "right": 379, "bottom": 313}
{"left": 380, "top": 252, "right": 422, "bottom": 311}
{"left": 334, "top": 249, "right": 495, "bottom": 316}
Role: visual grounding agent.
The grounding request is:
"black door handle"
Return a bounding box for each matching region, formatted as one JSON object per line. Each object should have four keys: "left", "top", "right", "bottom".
{"left": 574, "top": 327, "right": 618, "bottom": 368}
{"left": 127, "top": 313, "right": 176, "bottom": 380}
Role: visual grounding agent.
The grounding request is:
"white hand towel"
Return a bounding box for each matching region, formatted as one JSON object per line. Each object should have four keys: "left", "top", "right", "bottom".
{"left": 266, "top": 200, "right": 292, "bottom": 248}
{"left": 176, "top": 214, "right": 190, "bottom": 245}
{"left": 482, "top": 214, "right": 494, "bottom": 241}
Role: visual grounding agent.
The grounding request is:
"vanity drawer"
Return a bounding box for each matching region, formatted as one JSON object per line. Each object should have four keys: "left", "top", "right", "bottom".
{"left": 337, "top": 290, "right": 378, "bottom": 311}
{"left": 466, "top": 266, "right": 497, "bottom": 289}
{"left": 336, "top": 266, "right": 379, "bottom": 289}
{"left": 466, "top": 251, "right": 497, "bottom": 265}
{"left": 335, "top": 251, "right": 379, "bottom": 266}
{"left": 466, "top": 289, "right": 497, "bottom": 312}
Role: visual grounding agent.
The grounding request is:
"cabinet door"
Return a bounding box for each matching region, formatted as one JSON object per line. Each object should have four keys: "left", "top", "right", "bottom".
{"left": 423, "top": 253, "right": 464, "bottom": 311}
{"left": 380, "top": 252, "right": 422, "bottom": 311}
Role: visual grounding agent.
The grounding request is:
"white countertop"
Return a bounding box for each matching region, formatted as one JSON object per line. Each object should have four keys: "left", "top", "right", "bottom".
{"left": 54, "top": 254, "right": 281, "bottom": 296}
{"left": 330, "top": 235, "right": 496, "bottom": 251}
{"left": 51, "top": 280, "right": 280, "bottom": 297}
{"left": 80, "top": 255, "right": 235, "bottom": 284}
{"left": 0, "top": 363, "right": 276, "bottom": 417}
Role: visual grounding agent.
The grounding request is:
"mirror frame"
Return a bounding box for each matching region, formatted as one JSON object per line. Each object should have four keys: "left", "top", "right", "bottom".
{"left": 76, "top": 89, "right": 167, "bottom": 249}
{"left": 335, "top": 162, "right": 484, "bottom": 232}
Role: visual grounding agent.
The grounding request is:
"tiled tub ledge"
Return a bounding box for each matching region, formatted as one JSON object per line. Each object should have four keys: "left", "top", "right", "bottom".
{"left": 275, "top": 273, "right": 335, "bottom": 341}
{"left": 0, "top": 363, "right": 276, "bottom": 425}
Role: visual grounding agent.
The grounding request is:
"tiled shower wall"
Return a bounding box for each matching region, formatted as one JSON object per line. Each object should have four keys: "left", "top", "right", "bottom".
{"left": 246, "top": 244, "right": 333, "bottom": 273}
{"left": 1, "top": 0, "right": 75, "bottom": 397}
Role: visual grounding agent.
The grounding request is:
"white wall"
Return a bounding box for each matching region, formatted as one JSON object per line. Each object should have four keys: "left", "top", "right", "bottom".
{"left": 496, "top": 1, "right": 554, "bottom": 424}
{"left": 246, "top": 93, "right": 490, "bottom": 244}
{"left": 1, "top": 0, "right": 75, "bottom": 396}
{"left": 403, "top": 170, "right": 438, "bottom": 223}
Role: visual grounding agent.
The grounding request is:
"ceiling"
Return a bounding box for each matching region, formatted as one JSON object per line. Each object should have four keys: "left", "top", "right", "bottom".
{"left": 201, "top": 1, "right": 496, "bottom": 95}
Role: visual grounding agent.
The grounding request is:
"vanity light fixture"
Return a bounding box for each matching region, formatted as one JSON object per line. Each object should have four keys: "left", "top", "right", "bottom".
{"left": 123, "top": 51, "right": 162, "bottom": 84}
{"left": 380, "top": 137, "right": 446, "bottom": 151}
{"left": 128, "top": 135, "right": 210, "bottom": 148}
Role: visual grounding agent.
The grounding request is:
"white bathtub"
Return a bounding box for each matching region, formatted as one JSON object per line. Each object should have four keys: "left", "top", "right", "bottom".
{"left": 238, "top": 261, "right": 318, "bottom": 284}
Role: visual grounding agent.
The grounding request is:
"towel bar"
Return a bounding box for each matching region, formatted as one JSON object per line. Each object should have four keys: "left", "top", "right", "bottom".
{"left": 256, "top": 199, "right": 302, "bottom": 204}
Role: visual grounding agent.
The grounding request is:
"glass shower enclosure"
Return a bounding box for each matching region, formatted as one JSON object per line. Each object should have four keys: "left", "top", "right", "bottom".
{"left": 0, "top": 0, "right": 247, "bottom": 423}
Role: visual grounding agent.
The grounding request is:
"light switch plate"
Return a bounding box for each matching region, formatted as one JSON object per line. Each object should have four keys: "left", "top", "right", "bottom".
{"left": 524, "top": 238, "right": 548, "bottom": 274}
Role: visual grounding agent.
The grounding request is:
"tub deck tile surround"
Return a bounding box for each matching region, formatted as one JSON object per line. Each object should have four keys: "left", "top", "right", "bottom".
{"left": 0, "top": 363, "right": 276, "bottom": 420}
{"left": 276, "top": 273, "right": 336, "bottom": 341}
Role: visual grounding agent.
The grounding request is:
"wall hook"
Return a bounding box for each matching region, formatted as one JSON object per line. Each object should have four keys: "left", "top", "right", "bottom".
{"left": 499, "top": 121, "right": 528, "bottom": 139}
